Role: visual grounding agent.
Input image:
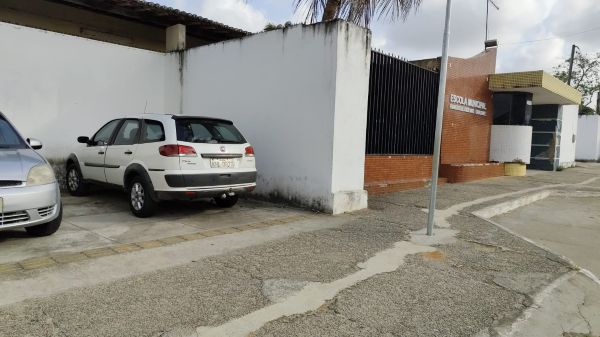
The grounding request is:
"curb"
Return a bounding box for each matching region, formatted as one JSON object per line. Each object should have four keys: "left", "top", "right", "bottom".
{"left": 471, "top": 190, "right": 552, "bottom": 219}
{"left": 469, "top": 190, "right": 600, "bottom": 286}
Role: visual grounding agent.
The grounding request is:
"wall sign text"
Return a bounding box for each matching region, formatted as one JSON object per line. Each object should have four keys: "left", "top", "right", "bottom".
{"left": 449, "top": 94, "right": 487, "bottom": 116}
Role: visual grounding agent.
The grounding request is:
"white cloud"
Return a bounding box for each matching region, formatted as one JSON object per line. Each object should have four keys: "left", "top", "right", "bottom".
{"left": 199, "top": 0, "right": 268, "bottom": 32}
{"left": 173, "top": 0, "right": 269, "bottom": 32}
{"left": 160, "top": 0, "right": 598, "bottom": 73}
{"left": 369, "top": 0, "right": 599, "bottom": 73}
{"left": 172, "top": 0, "right": 188, "bottom": 11}
{"left": 372, "top": 36, "right": 387, "bottom": 49}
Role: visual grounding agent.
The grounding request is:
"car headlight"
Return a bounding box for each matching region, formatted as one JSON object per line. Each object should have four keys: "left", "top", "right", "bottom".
{"left": 27, "top": 164, "right": 56, "bottom": 186}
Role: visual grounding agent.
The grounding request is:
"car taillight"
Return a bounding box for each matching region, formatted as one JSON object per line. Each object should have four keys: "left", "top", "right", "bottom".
{"left": 245, "top": 146, "right": 255, "bottom": 157}
{"left": 159, "top": 145, "right": 197, "bottom": 157}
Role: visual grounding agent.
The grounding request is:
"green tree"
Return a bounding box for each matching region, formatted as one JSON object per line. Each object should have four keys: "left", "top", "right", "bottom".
{"left": 554, "top": 52, "right": 600, "bottom": 115}
{"left": 294, "top": 0, "right": 422, "bottom": 27}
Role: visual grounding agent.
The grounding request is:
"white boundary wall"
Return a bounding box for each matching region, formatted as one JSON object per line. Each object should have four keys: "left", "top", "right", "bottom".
{"left": 0, "top": 20, "right": 370, "bottom": 214}
{"left": 576, "top": 114, "right": 600, "bottom": 161}
{"left": 0, "top": 22, "right": 180, "bottom": 159}
{"left": 181, "top": 22, "right": 370, "bottom": 214}
{"left": 559, "top": 105, "right": 578, "bottom": 167}
{"left": 489, "top": 125, "right": 533, "bottom": 164}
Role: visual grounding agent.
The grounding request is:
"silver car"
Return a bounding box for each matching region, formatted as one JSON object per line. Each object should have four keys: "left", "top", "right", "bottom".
{"left": 0, "top": 112, "right": 62, "bottom": 236}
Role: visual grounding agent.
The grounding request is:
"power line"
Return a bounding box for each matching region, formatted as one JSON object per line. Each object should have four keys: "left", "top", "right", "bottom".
{"left": 500, "top": 25, "right": 600, "bottom": 46}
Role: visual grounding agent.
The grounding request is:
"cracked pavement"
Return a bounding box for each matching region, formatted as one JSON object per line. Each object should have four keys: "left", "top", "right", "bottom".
{"left": 1, "top": 164, "right": 600, "bottom": 336}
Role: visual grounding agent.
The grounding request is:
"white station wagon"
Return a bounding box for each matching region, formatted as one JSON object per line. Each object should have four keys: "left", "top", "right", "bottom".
{"left": 66, "top": 114, "right": 256, "bottom": 217}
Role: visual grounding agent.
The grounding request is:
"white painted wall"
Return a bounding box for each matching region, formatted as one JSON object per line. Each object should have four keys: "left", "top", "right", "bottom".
{"left": 181, "top": 21, "right": 370, "bottom": 214}
{"left": 0, "top": 22, "right": 180, "bottom": 159}
{"left": 0, "top": 20, "right": 370, "bottom": 214}
{"left": 489, "top": 125, "right": 533, "bottom": 164}
{"left": 329, "top": 23, "right": 370, "bottom": 214}
{"left": 559, "top": 105, "right": 578, "bottom": 167}
{"left": 576, "top": 114, "right": 600, "bottom": 161}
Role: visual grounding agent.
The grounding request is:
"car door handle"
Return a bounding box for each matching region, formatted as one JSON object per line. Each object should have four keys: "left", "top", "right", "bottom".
{"left": 98, "top": 151, "right": 105, "bottom": 155}
{"left": 124, "top": 150, "right": 133, "bottom": 155}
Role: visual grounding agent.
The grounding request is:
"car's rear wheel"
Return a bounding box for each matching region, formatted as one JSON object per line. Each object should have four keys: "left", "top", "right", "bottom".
{"left": 128, "top": 176, "right": 156, "bottom": 218}
{"left": 214, "top": 194, "right": 239, "bottom": 208}
{"left": 66, "top": 164, "right": 89, "bottom": 196}
{"left": 25, "top": 204, "right": 62, "bottom": 237}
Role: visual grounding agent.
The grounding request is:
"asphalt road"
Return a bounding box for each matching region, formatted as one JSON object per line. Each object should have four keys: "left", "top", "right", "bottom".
{"left": 1, "top": 164, "right": 599, "bottom": 337}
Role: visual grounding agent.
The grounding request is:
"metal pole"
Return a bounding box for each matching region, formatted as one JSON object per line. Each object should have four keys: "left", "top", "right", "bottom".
{"left": 485, "top": 1, "right": 498, "bottom": 43}
{"left": 485, "top": 0, "right": 489, "bottom": 41}
{"left": 426, "top": 0, "right": 452, "bottom": 236}
{"left": 567, "top": 44, "right": 577, "bottom": 86}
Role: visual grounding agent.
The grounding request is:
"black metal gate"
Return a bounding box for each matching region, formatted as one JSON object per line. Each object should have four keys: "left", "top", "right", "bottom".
{"left": 366, "top": 51, "right": 439, "bottom": 155}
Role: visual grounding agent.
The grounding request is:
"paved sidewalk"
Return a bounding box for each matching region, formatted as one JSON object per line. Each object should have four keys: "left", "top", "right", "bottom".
{"left": 498, "top": 272, "right": 600, "bottom": 337}
{"left": 494, "top": 192, "right": 600, "bottom": 276}
{"left": 0, "top": 190, "right": 308, "bottom": 264}
{"left": 1, "top": 165, "right": 599, "bottom": 337}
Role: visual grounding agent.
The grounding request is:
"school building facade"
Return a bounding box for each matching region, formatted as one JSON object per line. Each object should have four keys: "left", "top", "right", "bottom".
{"left": 364, "top": 46, "right": 581, "bottom": 195}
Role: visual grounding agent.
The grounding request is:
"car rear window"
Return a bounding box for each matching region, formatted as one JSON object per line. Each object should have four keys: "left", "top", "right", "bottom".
{"left": 176, "top": 119, "right": 246, "bottom": 144}
{"left": 0, "top": 117, "right": 27, "bottom": 149}
{"left": 141, "top": 120, "right": 165, "bottom": 143}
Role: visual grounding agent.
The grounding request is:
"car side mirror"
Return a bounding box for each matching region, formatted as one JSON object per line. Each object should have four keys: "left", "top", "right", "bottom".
{"left": 78, "top": 136, "right": 90, "bottom": 144}
{"left": 27, "top": 138, "right": 43, "bottom": 150}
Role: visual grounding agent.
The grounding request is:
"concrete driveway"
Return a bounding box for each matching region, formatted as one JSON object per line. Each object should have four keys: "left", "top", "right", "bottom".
{"left": 493, "top": 191, "right": 600, "bottom": 277}
{"left": 0, "top": 188, "right": 310, "bottom": 265}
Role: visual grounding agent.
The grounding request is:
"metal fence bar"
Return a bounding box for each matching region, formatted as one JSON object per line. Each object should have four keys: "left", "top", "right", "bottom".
{"left": 366, "top": 51, "right": 439, "bottom": 155}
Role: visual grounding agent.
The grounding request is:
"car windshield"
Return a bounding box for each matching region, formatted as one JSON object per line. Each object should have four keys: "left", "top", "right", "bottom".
{"left": 176, "top": 119, "right": 246, "bottom": 144}
{"left": 0, "top": 116, "right": 27, "bottom": 149}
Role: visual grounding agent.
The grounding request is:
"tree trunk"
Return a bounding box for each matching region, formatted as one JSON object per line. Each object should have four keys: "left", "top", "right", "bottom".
{"left": 322, "top": 0, "right": 341, "bottom": 21}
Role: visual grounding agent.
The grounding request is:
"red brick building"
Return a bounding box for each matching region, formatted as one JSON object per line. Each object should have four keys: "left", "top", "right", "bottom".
{"left": 365, "top": 48, "right": 504, "bottom": 194}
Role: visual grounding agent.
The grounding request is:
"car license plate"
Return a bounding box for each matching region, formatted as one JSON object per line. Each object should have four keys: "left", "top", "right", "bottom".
{"left": 210, "top": 158, "right": 234, "bottom": 169}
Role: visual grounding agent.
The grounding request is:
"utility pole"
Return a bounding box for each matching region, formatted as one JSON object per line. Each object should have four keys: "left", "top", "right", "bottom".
{"left": 567, "top": 44, "right": 579, "bottom": 86}
{"left": 427, "top": 0, "right": 452, "bottom": 236}
{"left": 485, "top": 0, "right": 499, "bottom": 42}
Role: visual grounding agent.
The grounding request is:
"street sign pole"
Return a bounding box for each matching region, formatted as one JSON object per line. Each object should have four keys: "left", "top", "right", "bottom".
{"left": 427, "top": 0, "right": 453, "bottom": 236}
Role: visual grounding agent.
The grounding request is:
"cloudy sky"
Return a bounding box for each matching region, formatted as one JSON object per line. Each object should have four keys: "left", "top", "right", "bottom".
{"left": 156, "top": 0, "right": 599, "bottom": 73}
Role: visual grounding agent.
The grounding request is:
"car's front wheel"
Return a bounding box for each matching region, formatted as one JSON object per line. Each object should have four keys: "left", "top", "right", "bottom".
{"left": 66, "top": 164, "right": 89, "bottom": 196}
{"left": 128, "top": 176, "right": 156, "bottom": 218}
{"left": 25, "top": 204, "right": 63, "bottom": 237}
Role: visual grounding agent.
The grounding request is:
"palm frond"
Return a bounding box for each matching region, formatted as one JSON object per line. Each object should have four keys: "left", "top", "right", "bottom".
{"left": 378, "top": 0, "right": 423, "bottom": 21}
{"left": 294, "top": 0, "right": 327, "bottom": 24}
{"left": 295, "top": 0, "right": 422, "bottom": 26}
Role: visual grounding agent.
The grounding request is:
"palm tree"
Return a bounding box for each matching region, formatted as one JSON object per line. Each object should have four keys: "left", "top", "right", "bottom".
{"left": 295, "top": 0, "right": 422, "bottom": 27}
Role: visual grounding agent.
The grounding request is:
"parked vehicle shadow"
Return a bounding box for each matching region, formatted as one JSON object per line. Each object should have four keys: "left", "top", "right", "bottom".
{"left": 62, "top": 185, "right": 230, "bottom": 219}
{"left": 0, "top": 230, "right": 30, "bottom": 241}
